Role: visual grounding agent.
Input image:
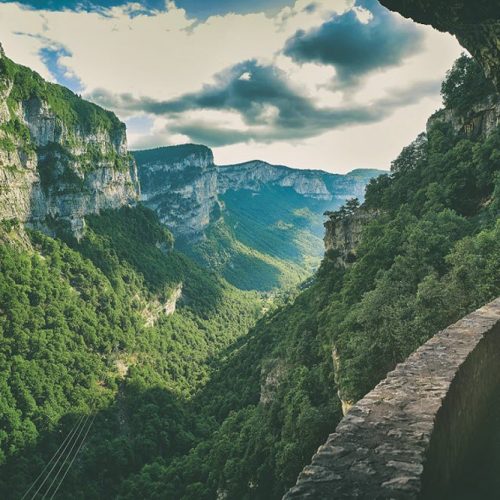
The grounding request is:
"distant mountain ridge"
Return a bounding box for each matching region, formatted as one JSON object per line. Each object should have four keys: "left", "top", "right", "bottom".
{"left": 134, "top": 145, "right": 384, "bottom": 290}
{"left": 134, "top": 144, "right": 385, "bottom": 239}
{"left": 217, "top": 160, "right": 380, "bottom": 201}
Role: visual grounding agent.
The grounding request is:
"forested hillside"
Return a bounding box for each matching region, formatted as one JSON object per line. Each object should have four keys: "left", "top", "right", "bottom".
{"left": 0, "top": 206, "right": 263, "bottom": 499}
{"left": 332, "top": 55, "right": 500, "bottom": 402}
{"left": 108, "top": 54, "right": 499, "bottom": 498}
{"left": 178, "top": 185, "right": 333, "bottom": 291}
{"left": 0, "top": 34, "right": 499, "bottom": 500}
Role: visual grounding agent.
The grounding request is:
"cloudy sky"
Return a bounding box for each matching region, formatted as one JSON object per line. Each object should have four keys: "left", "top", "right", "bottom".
{"left": 0, "top": 0, "right": 462, "bottom": 172}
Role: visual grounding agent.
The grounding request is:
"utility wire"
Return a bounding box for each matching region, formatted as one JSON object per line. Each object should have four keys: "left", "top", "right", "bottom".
{"left": 21, "top": 414, "right": 86, "bottom": 500}
{"left": 40, "top": 413, "right": 92, "bottom": 499}
{"left": 29, "top": 413, "right": 90, "bottom": 500}
{"left": 47, "top": 412, "right": 96, "bottom": 500}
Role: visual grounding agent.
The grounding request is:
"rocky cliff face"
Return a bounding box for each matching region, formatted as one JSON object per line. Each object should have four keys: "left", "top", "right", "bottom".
{"left": 134, "top": 145, "right": 220, "bottom": 240}
{"left": 379, "top": 0, "right": 500, "bottom": 90}
{"left": 135, "top": 146, "right": 382, "bottom": 240}
{"left": 218, "top": 161, "right": 333, "bottom": 200}
{"left": 0, "top": 49, "right": 138, "bottom": 237}
{"left": 324, "top": 209, "right": 378, "bottom": 268}
{"left": 217, "top": 160, "right": 373, "bottom": 201}
{"left": 427, "top": 95, "right": 500, "bottom": 138}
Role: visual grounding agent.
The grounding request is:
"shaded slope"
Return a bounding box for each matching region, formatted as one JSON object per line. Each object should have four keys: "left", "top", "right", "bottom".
{"left": 0, "top": 206, "right": 262, "bottom": 499}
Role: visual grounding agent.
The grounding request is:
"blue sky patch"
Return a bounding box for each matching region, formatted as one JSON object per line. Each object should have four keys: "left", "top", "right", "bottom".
{"left": 0, "top": 0, "right": 294, "bottom": 18}
{"left": 125, "top": 115, "right": 154, "bottom": 136}
{"left": 39, "top": 46, "right": 84, "bottom": 93}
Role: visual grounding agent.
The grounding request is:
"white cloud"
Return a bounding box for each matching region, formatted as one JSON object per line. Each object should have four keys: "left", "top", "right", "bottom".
{"left": 214, "top": 92, "right": 443, "bottom": 173}
{"left": 0, "top": 0, "right": 463, "bottom": 172}
{"left": 0, "top": 0, "right": 346, "bottom": 98}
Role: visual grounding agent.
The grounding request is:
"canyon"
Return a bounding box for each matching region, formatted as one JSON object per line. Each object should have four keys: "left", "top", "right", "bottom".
{"left": 0, "top": 0, "right": 499, "bottom": 498}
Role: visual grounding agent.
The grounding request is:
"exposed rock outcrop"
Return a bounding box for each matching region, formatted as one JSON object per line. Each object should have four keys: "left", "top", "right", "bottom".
{"left": 0, "top": 50, "right": 138, "bottom": 238}
{"left": 427, "top": 94, "right": 500, "bottom": 138}
{"left": 218, "top": 161, "right": 331, "bottom": 200}
{"left": 143, "top": 283, "right": 183, "bottom": 327}
{"left": 332, "top": 348, "right": 353, "bottom": 415}
{"left": 217, "top": 161, "right": 377, "bottom": 202}
{"left": 323, "top": 74, "right": 499, "bottom": 270}
{"left": 135, "top": 145, "right": 220, "bottom": 240}
{"left": 134, "top": 145, "right": 384, "bottom": 240}
{"left": 379, "top": 0, "right": 500, "bottom": 91}
{"left": 324, "top": 209, "right": 378, "bottom": 268}
{"left": 260, "top": 358, "right": 288, "bottom": 405}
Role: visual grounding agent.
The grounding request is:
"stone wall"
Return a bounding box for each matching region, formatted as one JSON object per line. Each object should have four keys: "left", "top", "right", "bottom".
{"left": 284, "top": 297, "right": 500, "bottom": 499}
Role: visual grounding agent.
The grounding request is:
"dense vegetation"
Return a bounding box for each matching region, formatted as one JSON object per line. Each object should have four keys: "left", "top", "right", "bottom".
{"left": 120, "top": 282, "right": 342, "bottom": 500}
{"left": 0, "top": 54, "right": 123, "bottom": 134}
{"left": 440, "top": 53, "right": 497, "bottom": 114}
{"left": 180, "top": 185, "right": 339, "bottom": 291}
{"left": 0, "top": 53, "right": 498, "bottom": 500}
{"left": 0, "top": 207, "right": 261, "bottom": 499}
{"left": 315, "top": 55, "right": 500, "bottom": 402}
{"left": 133, "top": 142, "right": 383, "bottom": 293}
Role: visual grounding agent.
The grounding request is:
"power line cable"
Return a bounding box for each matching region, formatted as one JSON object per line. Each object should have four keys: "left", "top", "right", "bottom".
{"left": 21, "top": 414, "right": 86, "bottom": 500}
{"left": 47, "top": 412, "right": 97, "bottom": 500}
{"left": 40, "top": 413, "right": 92, "bottom": 500}
{"left": 29, "top": 413, "right": 90, "bottom": 500}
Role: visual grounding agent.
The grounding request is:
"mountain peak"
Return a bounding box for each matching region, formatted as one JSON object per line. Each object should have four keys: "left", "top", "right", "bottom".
{"left": 133, "top": 143, "right": 214, "bottom": 166}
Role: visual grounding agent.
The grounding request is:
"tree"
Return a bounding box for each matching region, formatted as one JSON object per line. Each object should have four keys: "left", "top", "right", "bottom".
{"left": 441, "top": 54, "right": 496, "bottom": 113}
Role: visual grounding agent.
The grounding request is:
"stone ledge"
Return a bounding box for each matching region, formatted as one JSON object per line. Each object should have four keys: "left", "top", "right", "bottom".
{"left": 284, "top": 297, "right": 500, "bottom": 499}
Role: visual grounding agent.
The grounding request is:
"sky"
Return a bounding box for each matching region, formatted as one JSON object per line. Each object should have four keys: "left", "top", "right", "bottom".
{"left": 0, "top": 0, "right": 463, "bottom": 172}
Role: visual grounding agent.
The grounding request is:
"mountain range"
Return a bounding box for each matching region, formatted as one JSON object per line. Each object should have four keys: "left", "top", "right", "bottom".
{"left": 0, "top": 13, "right": 499, "bottom": 500}
{"left": 134, "top": 144, "right": 383, "bottom": 290}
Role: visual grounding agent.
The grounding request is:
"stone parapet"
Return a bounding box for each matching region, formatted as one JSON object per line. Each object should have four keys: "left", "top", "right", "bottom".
{"left": 285, "top": 297, "right": 500, "bottom": 499}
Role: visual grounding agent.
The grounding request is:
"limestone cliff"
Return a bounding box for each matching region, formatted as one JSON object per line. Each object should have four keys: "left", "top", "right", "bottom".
{"left": 134, "top": 144, "right": 220, "bottom": 240}
{"left": 217, "top": 161, "right": 373, "bottom": 201}
{"left": 324, "top": 208, "right": 378, "bottom": 268}
{"left": 0, "top": 48, "right": 138, "bottom": 237}
{"left": 134, "top": 145, "right": 383, "bottom": 240}
{"left": 379, "top": 0, "right": 500, "bottom": 90}
{"left": 427, "top": 94, "right": 500, "bottom": 138}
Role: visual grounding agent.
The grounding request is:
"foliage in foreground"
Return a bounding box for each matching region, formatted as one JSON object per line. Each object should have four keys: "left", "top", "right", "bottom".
{"left": 0, "top": 206, "right": 261, "bottom": 499}
{"left": 0, "top": 55, "right": 499, "bottom": 500}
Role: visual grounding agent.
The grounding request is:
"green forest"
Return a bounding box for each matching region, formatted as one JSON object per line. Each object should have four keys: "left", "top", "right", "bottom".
{"left": 0, "top": 207, "right": 262, "bottom": 498}
{"left": 179, "top": 185, "right": 333, "bottom": 291}
{"left": 0, "top": 44, "right": 499, "bottom": 500}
